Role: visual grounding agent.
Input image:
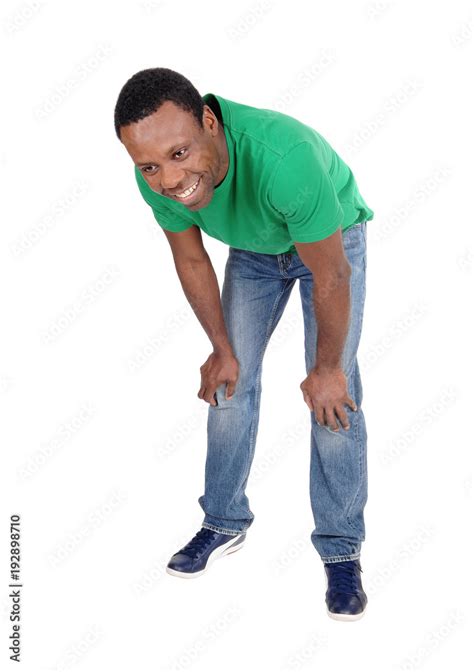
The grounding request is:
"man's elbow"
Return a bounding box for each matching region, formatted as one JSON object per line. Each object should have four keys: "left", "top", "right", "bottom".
{"left": 293, "top": 231, "right": 351, "bottom": 280}
{"left": 312, "top": 263, "right": 351, "bottom": 299}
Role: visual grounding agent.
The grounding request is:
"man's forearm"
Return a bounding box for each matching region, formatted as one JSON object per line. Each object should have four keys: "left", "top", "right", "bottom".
{"left": 174, "top": 256, "right": 233, "bottom": 354}
{"left": 313, "top": 270, "right": 351, "bottom": 371}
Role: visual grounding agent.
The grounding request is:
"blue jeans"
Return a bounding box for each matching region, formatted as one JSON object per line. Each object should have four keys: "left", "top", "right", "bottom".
{"left": 198, "top": 221, "right": 368, "bottom": 564}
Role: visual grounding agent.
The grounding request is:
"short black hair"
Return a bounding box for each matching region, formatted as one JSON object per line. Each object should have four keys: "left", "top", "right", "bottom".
{"left": 114, "top": 67, "right": 204, "bottom": 140}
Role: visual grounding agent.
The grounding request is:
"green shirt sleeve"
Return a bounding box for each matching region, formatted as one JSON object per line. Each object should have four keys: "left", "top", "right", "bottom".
{"left": 150, "top": 205, "right": 194, "bottom": 232}
{"left": 269, "top": 141, "right": 344, "bottom": 242}
{"left": 134, "top": 166, "right": 193, "bottom": 233}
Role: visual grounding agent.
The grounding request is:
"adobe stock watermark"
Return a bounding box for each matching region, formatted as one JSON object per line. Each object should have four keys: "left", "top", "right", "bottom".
{"left": 48, "top": 489, "right": 128, "bottom": 568}
{"left": 379, "top": 386, "right": 458, "bottom": 467}
{"left": 257, "top": 182, "right": 314, "bottom": 253}
{"left": 450, "top": 14, "right": 472, "bottom": 48}
{"left": 154, "top": 407, "right": 204, "bottom": 461}
{"left": 226, "top": 0, "right": 275, "bottom": 42}
{"left": 364, "top": 0, "right": 397, "bottom": 22}
{"left": 251, "top": 410, "right": 309, "bottom": 484}
{"left": 49, "top": 624, "right": 104, "bottom": 672}
{"left": 266, "top": 309, "right": 301, "bottom": 353}
{"left": 245, "top": 219, "right": 287, "bottom": 253}
{"left": 271, "top": 530, "right": 310, "bottom": 577}
{"left": 130, "top": 528, "right": 200, "bottom": 597}
{"left": 0, "top": 374, "right": 15, "bottom": 395}
{"left": 399, "top": 608, "right": 466, "bottom": 670}
{"left": 17, "top": 402, "right": 96, "bottom": 482}
{"left": 372, "top": 166, "right": 452, "bottom": 243}
{"left": 139, "top": 0, "right": 166, "bottom": 13}
{"left": 283, "top": 631, "right": 329, "bottom": 670}
{"left": 130, "top": 552, "right": 169, "bottom": 597}
{"left": 34, "top": 43, "right": 112, "bottom": 120}
{"left": 3, "top": 0, "right": 45, "bottom": 35}
{"left": 456, "top": 248, "right": 472, "bottom": 272}
{"left": 10, "top": 181, "right": 89, "bottom": 258}
{"left": 270, "top": 50, "right": 337, "bottom": 114}
{"left": 461, "top": 473, "right": 472, "bottom": 498}
{"left": 365, "top": 523, "right": 435, "bottom": 599}
{"left": 343, "top": 78, "right": 423, "bottom": 157}
{"left": 125, "top": 304, "right": 192, "bottom": 373}
{"left": 360, "top": 301, "right": 428, "bottom": 372}
{"left": 40, "top": 265, "right": 121, "bottom": 344}
{"left": 168, "top": 604, "right": 243, "bottom": 670}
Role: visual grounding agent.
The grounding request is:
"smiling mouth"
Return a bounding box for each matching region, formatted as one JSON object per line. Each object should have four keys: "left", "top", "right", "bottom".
{"left": 169, "top": 176, "right": 202, "bottom": 201}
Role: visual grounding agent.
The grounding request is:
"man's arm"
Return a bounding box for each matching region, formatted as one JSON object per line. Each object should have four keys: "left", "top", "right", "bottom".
{"left": 162, "top": 225, "right": 232, "bottom": 354}
{"left": 162, "top": 225, "right": 239, "bottom": 406}
{"left": 294, "top": 227, "right": 351, "bottom": 371}
{"left": 294, "top": 227, "right": 357, "bottom": 431}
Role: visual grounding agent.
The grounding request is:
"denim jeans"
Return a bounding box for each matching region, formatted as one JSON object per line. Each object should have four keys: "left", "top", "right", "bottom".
{"left": 198, "top": 221, "right": 368, "bottom": 564}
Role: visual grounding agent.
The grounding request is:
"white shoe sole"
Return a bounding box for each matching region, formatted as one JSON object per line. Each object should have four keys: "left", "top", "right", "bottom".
{"left": 326, "top": 606, "right": 367, "bottom": 621}
{"left": 324, "top": 567, "right": 368, "bottom": 620}
{"left": 166, "top": 535, "right": 246, "bottom": 579}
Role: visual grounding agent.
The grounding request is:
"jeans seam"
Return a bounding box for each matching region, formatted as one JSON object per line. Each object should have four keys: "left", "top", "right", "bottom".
{"left": 201, "top": 523, "right": 241, "bottom": 536}
{"left": 345, "top": 405, "right": 362, "bottom": 532}
{"left": 345, "top": 280, "right": 365, "bottom": 380}
{"left": 245, "top": 278, "right": 293, "bottom": 480}
{"left": 343, "top": 227, "right": 367, "bottom": 533}
{"left": 322, "top": 553, "right": 361, "bottom": 563}
{"left": 346, "top": 230, "right": 367, "bottom": 532}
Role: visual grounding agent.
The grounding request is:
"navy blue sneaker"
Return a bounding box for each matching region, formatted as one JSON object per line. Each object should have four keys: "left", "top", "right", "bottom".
{"left": 324, "top": 559, "right": 368, "bottom": 621}
{"left": 166, "top": 527, "right": 246, "bottom": 579}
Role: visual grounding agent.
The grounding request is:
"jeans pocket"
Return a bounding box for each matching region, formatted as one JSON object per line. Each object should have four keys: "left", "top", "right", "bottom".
{"left": 343, "top": 221, "right": 365, "bottom": 248}
{"left": 345, "top": 221, "right": 364, "bottom": 233}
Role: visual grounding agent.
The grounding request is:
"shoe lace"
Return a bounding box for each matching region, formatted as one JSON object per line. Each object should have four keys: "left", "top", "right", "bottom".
{"left": 327, "top": 561, "right": 361, "bottom": 593}
{"left": 179, "top": 528, "right": 217, "bottom": 559}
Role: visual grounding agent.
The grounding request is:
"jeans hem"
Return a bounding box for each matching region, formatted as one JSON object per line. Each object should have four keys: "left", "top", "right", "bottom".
{"left": 321, "top": 552, "right": 361, "bottom": 564}
{"left": 201, "top": 523, "right": 243, "bottom": 536}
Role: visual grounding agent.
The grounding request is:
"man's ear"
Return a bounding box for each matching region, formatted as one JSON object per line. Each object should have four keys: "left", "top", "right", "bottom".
{"left": 202, "top": 105, "right": 219, "bottom": 135}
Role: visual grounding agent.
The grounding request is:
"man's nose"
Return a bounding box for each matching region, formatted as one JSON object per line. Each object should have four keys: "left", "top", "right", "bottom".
{"left": 159, "top": 165, "right": 185, "bottom": 191}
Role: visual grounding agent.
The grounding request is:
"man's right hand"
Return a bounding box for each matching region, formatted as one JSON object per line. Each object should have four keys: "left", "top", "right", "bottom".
{"left": 198, "top": 350, "right": 240, "bottom": 406}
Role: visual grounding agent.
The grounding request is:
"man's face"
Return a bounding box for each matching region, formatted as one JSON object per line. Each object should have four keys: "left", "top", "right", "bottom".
{"left": 119, "top": 101, "right": 228, "bottom": 211}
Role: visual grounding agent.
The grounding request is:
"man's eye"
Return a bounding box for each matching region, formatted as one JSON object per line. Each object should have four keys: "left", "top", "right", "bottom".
{"left": 142, "top": 166, "right": 157, "bottom": 173}
{"left": 174, "top": 148, "right": 187, "bottom": 158}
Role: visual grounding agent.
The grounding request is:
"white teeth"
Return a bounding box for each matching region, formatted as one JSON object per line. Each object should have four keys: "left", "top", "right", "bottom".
{"left": 176, "top": 178, "right": 200, "bottom": 198}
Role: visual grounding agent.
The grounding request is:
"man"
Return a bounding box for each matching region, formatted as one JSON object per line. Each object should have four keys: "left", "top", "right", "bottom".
{"left": 114, "top": 67, "right": 374, "bottom": 621}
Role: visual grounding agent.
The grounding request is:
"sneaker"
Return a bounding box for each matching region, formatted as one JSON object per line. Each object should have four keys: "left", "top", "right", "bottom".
{"left": 324, "top": 559, "right": 368, "bottom": 621}
{"left": 166, "top": 527, "right": 246, "bottom": 579}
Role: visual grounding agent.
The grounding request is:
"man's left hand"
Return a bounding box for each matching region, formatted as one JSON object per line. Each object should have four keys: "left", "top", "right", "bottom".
{"left": 299, "top": 366, "right": 357, "bottom": 431}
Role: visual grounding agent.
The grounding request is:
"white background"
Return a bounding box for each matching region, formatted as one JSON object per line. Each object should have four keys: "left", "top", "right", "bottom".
{"left": 1, "top": 0, "right": 472, "bottom": 670}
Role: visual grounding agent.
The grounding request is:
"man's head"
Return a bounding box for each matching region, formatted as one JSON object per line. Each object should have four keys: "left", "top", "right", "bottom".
{"left": 114, "top": 68, "right": 229, "bottom": 211}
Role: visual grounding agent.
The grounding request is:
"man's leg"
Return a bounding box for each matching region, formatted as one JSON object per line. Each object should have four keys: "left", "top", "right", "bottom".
{"left": 297, "top": 222, "right": 368, "bottom": 562}
{"left": 198, "top": 248, "right": 296, "bottom": 535}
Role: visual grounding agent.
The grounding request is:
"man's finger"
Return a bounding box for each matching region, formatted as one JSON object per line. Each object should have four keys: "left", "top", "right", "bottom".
{"left": 302, "top": 391, "right": 314, "bottom": 412}
{"left": 346, "top": 396, "right": 357, "bottom": 412}
{"left": 225, "top": 381, "right": 235, "bottom": 399}
{"left": 315, "top": 406, "right": 325, "bottom": 426}
{"left": 324, "top": 407, "right": 339, "bottom": 432}
{"left": 199, "top": 386, "right": 217, "bottom": 406}
{"left": 335, "top": 405, "right": 350, "bottom": 430}
{"left": 206, "top": 388, "right": 217, "bottom": 406}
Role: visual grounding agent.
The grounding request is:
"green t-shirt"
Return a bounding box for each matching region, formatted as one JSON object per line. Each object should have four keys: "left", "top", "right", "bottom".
{"left": 134, "top": 92, "right": 374, "bottom": 254}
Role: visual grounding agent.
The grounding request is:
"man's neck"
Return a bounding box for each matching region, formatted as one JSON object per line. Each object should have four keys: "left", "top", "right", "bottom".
{"left": 215, "top": 123, "right": 229, "bottom": 187}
